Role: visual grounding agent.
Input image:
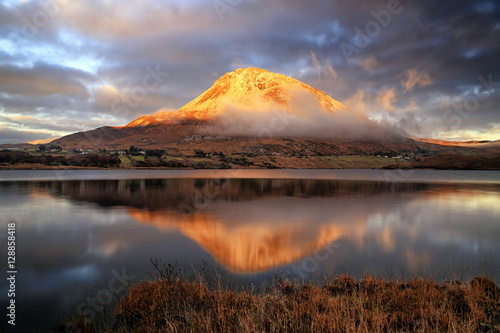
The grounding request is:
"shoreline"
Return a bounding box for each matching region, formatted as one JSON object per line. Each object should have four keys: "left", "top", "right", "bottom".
{"left": 1, "top": 163, "right": 499, "bottom": 171}
{"left": 2, "top": 152, "right": 499, "bottom": 171}
{"left": 1, "top": 168, "right": 499, "bottom": 185}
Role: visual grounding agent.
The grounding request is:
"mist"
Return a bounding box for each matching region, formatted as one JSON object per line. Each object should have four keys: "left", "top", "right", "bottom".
{"left": 198, "top": 90, "right": 396, "bottom": 140}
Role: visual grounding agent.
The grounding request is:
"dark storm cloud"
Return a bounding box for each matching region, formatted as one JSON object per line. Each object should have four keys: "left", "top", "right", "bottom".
{"left": 0, "top": 0, "right": 499, "bottom": 143}
{"left": 0, "top": 127, "right": 55, "bottom": 144}
{"left": 0, "top": 63, "right": 92, "bottom": 97}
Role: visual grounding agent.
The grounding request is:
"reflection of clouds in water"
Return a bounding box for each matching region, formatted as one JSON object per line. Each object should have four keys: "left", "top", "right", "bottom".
{"left": 144, "top": 185, "right": 498, "bottom": 274}
{"left": 388, "top": 193, "right": 498, "bottom": 248}
{"left": 359, "top": 189, "right": 500, "bottom": 273}
{"left": 1, "top": 185, "right": 146, "bottom": 261}
{"left": 405, "top": 250, "right": 432, "bottom": 273}
{"left": 428, "top": 190, "right": 500, "bottom": 215}
{"left": 4, "top": 179, "right": 500, "bottom": 277}
{"left": 1, "top": 190, "right": 127, "bottom": 232}
{"left": 24, "top": 264, "right": 101, "bottom": 292}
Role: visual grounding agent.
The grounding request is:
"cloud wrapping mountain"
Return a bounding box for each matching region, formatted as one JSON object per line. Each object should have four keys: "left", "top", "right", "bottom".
{"left": 131, "top": 67, "right": 390, "bottom": 139}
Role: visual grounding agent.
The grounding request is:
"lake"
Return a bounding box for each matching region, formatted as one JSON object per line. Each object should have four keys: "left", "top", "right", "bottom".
{"left": 1, "top": 169, "right": 499, "bottom": 331}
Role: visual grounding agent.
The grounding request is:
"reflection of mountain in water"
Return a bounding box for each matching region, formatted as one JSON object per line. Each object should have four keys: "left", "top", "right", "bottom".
{"left": 11, "top": 179, "right": 447, "bottom": 273}
{"left": 24, "top": 178, "right": 429, "bottom": 210}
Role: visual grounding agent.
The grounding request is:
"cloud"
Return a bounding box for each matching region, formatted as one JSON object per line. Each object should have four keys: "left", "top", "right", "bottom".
{"left": 0, "top": 127, "right": 58, "bottom": 144}
{"left": 343, "top": 89, "right": 369, "bottom": 114}
{"left": 376, "top": 87, "right": 397, "bottom": 112}
{"left": 325, "top": 59, "right": 338, "bottom": 78}
{"left": 311, "top": 51, "right": 322, "bottom": 79}
{"left": 0, "top": 112, "right": 122, "bottom": 138}
{"left": 310, "top": 51, "right": 338, "bottom": 81}
{"left": 0, "top": 0, "right": 499, "bottom": 143}
{"left": 0, "top": 63, "right": 92, "bottom": 97}
{"left": 400, "top": 69, "right": 434, "bottom": 93}
{"left": 360, "top": 55, "right": 379, "bottom": 71}
{"left": 199, "top": 88, "right": 386, "bottom": 140}
{"left": 93, "top": 85, "right": 121, "bottom": 108}
{"left": 27, "top": 137, "right": 61, "bottom": 145}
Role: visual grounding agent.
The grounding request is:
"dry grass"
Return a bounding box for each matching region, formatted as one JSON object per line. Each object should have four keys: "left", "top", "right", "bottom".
{"left": 62, "top": 263, "right": 500, "bottom": 333}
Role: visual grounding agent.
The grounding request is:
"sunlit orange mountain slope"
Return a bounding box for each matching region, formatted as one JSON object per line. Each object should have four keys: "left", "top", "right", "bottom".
{"left": 124, "top": 67, "right": 351, "bottom": 127}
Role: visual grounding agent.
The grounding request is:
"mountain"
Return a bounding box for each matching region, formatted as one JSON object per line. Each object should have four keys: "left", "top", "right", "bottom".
{"left": 124, "top": 67, "right": 351, "bottom": 127}
{"left": 50, "top": 67, "right": 492, "bottom": 158}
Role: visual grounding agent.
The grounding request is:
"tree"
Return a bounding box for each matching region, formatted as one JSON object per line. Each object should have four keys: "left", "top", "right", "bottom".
{"left": 145, "top": 149, "right": 165, "bottom": 158}
{"left": 48, "top": 145, "right": 62, "bottom": 152}
{"left": 38, "top": 145, "right": 46, "bottom": 152}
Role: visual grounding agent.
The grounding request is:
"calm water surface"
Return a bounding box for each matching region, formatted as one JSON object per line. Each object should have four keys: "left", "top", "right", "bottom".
{"left": 0, "top": 169, "right": 499, "bottom": 331}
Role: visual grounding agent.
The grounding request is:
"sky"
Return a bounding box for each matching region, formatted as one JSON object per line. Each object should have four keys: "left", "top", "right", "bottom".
{"left": 0, "top": 0, "right": 499, "bottom": 144}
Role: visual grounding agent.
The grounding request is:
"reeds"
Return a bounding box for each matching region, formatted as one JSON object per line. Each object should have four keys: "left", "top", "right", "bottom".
{"left": 106, "top": 263, "right": 500, "bottom": 333}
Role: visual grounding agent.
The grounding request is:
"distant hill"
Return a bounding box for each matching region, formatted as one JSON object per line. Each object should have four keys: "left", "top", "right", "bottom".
{"left": 384, "top": 153, "right": 500, "bottom": 170}
{"left": 412, "top": 138, "right": 500, "bottom": 153}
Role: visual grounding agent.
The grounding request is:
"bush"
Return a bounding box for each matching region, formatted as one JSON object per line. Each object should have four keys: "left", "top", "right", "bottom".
{"left": 0, "top": 152, "right": 120, "bottom": 168}
{"left": 66, "top": 154, "right": 120, "bottom": 168}
{"left": 133, "top": 158, "right": 188, "bottom": 168}
{"left": 0, "top": 152, "right": 38, "bottom": 164}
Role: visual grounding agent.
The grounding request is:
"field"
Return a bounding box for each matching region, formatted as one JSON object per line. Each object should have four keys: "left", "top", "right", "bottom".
{"left": 1, "top": 151, "right": 499, "bottom": 170}
{"left": 0, "top": 151, "right": 401, "bottom": 170}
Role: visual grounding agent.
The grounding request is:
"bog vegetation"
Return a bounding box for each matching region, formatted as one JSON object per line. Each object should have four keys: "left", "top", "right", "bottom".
{"left": 63, "top": 262, "right": 500, "bottom": 333}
